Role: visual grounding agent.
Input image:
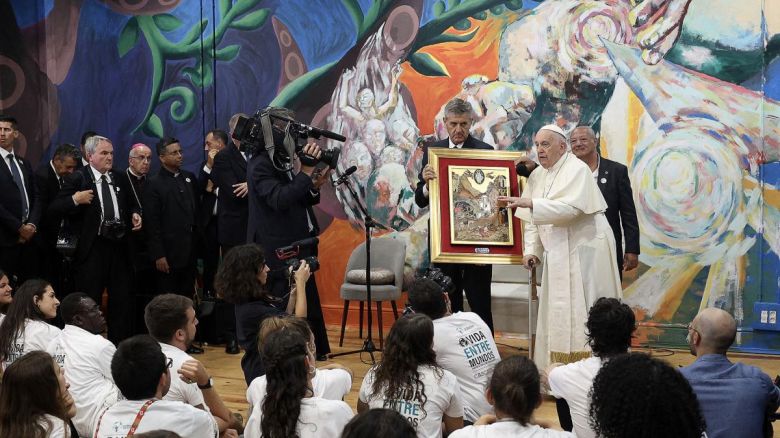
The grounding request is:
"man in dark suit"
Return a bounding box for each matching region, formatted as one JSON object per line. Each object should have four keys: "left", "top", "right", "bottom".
{"left": 117, "top": 143, "right": 154, "bottom": 335}
{"left": 34, "top": 143, "right": 81, "bottom": 296}
{"left": 197, "top": 130, "right": 225, "bottom": 300}
{"left": 143, "top": 137, "right": 201, "bottom": 298}
{"left": 570, "top": 125, "right": 640, "bottom": 276}
{"left": 50, "top": 135, "right": 142, "bottom": 344}
{"left": 0, "top": 114, "right": 41, "bottom": 284}
{"left": 247, "top": 110, "right": 332, "bottom": 359}
{"left": 415, "top": 98, "right": 495, "bottom": 332}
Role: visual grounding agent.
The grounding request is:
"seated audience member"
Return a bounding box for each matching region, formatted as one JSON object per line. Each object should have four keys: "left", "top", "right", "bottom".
{"left": 247, "top": 316, "right": 352, "bottom": 412}
{"left": 544, "top": 297, "right": 635, "bottom": 438}
{"left": 590, "top": 353, "right": 706, "bottom": 438}
{"left": 406, "top": 278, "right": 500, "bottom": 424}
{"left": 244, "top": 330, "right": 353, "bottom": 438}
{"left": 0, "top": 279, "right": 61, "bottom": 369}
{"left": 682, "top": 307, "right": 780, "bottom": 438}
{"left": 46, "top": 293, "right": 121, "bottom": 437}
{"left": 94, "top": 335, "right": 218, "bottom": 438}
{"left": 341, "top": 408, "right": 416, "bottom": 438}
{"left": 451, "top": 356, "right": 574, "bottom": 437}
{"left": 214, "top": 243, "right": 310, "bottom": 384}
{"left": 0, "top": 350, "right": 76, "bottom": 437}
{"left": 358, "top": 314, "right": 464, "bottom": 437}
{"left": 134, "top": 432, "right": 183, "bottom": 438}
{"left": 144, "top": 294, "right": 242, "bottom": 434}
{"left": 0, "top": 268, "right": 13, "bottom": 321}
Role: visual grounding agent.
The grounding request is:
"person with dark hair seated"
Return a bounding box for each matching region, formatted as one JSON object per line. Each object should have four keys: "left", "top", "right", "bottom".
{"left": 214, "top": 243, "right": 309, "bottom": 384}
{"left": 341, "top": 408, "right": 416, "bottom": 438}
{"left": 144, "top": 293, "right": 242, "bottom": 435}
{"left": 0, "top": 268, "right": 13, "bottom": 321}
{"left": 682, "top": 307, "right": 780, "bottom": 438}
{"left": 244, "top": 330, "right": 353, "bottom": 438}
{"left": 0, "top": 350, "right": 76, "bottom": 437}
{"left": 246, "top": 316, "right": 352, "bottom": 413}
{"left": 134, "top": 432, "right": 182, "bottom": 438}
{"left": 46, "top": 293, "right": 120, "bottom": 437}
{"left": 358, "top": 314, "right": 464, "bottom": 437}
{"left": 0, "top": 279, "right": 60, "bottom": 370}
{"left": 406, "top": 278, "right": 500, "bottom": 425}
{"left": 451, "top": 355, "right": 573, "bottom": 437}
{"left": 589, "top": 352, "right": 706, "bottom": 438}
{"left": 94, "top": 335, "right": 219, "bottom": 438}
{"left": 544, "top": 297, "right": 635, "bottom": 438}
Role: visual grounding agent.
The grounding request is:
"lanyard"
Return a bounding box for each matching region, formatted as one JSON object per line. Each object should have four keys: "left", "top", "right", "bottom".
{"left": 93, "top": 399, "right": 156, "bottom": 437}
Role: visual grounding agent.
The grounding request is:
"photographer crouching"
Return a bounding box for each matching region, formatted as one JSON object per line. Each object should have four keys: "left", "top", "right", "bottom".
{"left": 237, "top": 107, "right": 343, "bottom": 362}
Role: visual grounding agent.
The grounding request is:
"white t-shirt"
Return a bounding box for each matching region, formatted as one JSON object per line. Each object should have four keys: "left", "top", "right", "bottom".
{"left": 93, "top": 399, "right": 218, "bottom": 438}
{"left": 159, "top": 342, "right": 206, "bottom": 408}
{"left": 46, "top": 325, "right": 122, "bottom": 438}
{"left": 246, "top": 368, "right": 352, "bottom": 412}
{"left": 547, "top": 356, "right": 604, "bottom": 438}
{"left": 39, "top": 414, "right": 70, "bottom": 437}
{"left": 244, "top": 396, "right": 353, "bottom": 438}
{"left": 433, "top": 312, "right": 500, "bottom": 422}
{"left": 3, "top": 319, "right": 61, "bottom": 369}
{"left": 450, "top": 421, "right": 575, "bottom": 438}
{"left": 359, "top": 365, "right": 463, "bottom": 438}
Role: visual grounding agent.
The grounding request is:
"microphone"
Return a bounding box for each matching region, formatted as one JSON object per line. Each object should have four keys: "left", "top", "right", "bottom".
{"left": 301, "top": 124, "right": 347, "bottom": 143}
{"left": 332, "top": 165, "right": 358, "bottom": 186}
{"left": 289, "top": 236, "right": 319, "bottom": 248}
{"left": 275, "top": 237, "right": 320, "bottom": 260}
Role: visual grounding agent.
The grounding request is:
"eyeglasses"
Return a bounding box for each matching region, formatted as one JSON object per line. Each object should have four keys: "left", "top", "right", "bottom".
{"left": 130, "top": 156, "right": 152, "bottom": 162}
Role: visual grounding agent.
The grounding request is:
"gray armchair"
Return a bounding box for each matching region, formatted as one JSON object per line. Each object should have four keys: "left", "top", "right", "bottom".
{"left": 338, "top": 238, "right": 406, "bottom": 349}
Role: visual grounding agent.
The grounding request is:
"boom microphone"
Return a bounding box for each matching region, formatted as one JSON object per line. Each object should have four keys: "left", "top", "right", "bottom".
{"left": 332, "top": 166, "right": 358, "bottom": 186}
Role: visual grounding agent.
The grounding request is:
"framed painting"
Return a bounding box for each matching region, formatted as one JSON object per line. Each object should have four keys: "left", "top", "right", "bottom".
{"left": 428, "top": 148, "right": 525, "bottom": 264}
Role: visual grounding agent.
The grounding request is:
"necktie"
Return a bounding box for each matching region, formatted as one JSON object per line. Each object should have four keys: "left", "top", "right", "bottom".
{"left": 7, "top": 154, "right": 28, "bottom": 220}
{"left": 100, "top": 175, "right": 116, "bottom": 220}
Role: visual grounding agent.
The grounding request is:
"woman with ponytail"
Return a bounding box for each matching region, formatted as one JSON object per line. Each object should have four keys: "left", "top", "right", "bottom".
{"left": 450, "top": 356, "right": 574, "bottom": 437}
{"left": 244, "top": 330, "right": 353, "bottom": 438}
{"left": 358, "top": 314, "right": 464, "bottom": 437}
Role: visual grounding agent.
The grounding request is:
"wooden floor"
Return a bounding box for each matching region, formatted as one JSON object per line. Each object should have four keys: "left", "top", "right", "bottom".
{"left": 201, "top": 325, "right": 780, "bottom": 434}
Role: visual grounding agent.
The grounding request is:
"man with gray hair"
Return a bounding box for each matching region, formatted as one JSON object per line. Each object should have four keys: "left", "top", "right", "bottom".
{"left": 498, "top": 125, "right": 621, "bottom": 370}
{"left": 682, "top": 307, "right": 780, "bottom": 438}
{"left": 415, "top": 97, "right": 496, "bottom": 332}
{"left": 51, "top": 135, "right": 142, "bottom": 343}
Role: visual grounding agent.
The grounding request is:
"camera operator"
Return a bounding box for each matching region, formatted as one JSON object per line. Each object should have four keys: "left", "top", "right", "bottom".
{"left": 247, "top": 125, "right": 332, "bottom": 360}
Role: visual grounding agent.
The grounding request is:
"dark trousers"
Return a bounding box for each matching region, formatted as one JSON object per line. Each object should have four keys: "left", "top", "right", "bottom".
{"left": 156, "top": 263, "right": 197, "bottom": 297}
{"left": 75, "top": 237, "right": 132, "bottom": 344}
{"left": 0, "top": 241, "right": 39, "bottom": 285}
{"left": 200, "top": 218, "right": 220, "bottom": 296}
{"left": 217, "top": 243, "right": 238, "bottom": 341}
{"left": 437, "top": 263, "right": 494, "bottom": 333}
{"left": 269, "top": 271, "right": 331, "bottom": 356}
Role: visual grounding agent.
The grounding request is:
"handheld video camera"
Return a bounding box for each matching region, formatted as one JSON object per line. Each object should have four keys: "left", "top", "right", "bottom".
{"left": 232, "top": 107, "right": 345, "bottom": 172}
{"left": 275, "top": 237, "right": 321, "bottom": 274}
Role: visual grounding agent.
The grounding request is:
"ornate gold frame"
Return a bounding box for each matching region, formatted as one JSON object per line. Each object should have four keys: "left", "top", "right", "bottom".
{"left": 428, "top": 148, "right": 525, "bottom": 265}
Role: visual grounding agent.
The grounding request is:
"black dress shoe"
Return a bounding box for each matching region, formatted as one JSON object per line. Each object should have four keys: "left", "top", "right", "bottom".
{"left": 186, "top": 344, "right": 204, "bottom": 355}
{"left": 225, "top": 338, "right": 240, "bottom": 355}
{"left": 316, "top": 354, "right": 329, "bottom": 361}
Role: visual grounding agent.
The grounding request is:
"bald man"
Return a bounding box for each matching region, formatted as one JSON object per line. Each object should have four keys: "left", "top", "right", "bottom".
{"left": 681, "top": 308, "right": 780, "bottom": 438}
{"left": 498, "top": 125, "right": 622, "bottom": 370}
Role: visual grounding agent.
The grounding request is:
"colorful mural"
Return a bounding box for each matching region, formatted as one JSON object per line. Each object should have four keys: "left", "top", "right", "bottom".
{"left": 2, "top": 0, "right": 779, "bottom": 352}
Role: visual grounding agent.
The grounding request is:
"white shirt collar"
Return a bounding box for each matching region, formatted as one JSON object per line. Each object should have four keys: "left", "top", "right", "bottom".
{"left": 89, "top": 164, "right": 110, "bottom": 182}
{"left": 0, "top": 147, "right": 15, "bottom": 160}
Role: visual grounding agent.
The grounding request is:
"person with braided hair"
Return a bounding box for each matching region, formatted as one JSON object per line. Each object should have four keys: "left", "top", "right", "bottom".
{"left": 358, "top": 314, "right": 464, "bottom": 437}
{"left": 589, "top": 353, "right": 706, "bottom": 438}
{"left": 244, "top": 329, "right": 353, "bottom": 438}
{"left": 450, "top": 355, "right": 573, "bottom": 437}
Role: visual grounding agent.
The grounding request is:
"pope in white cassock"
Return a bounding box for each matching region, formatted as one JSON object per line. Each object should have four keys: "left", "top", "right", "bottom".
{"left": 498, "top": 125, "right": 622, "bottom": 370}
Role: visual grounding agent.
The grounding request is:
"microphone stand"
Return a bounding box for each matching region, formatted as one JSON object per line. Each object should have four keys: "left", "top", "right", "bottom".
{"left": 329, "top": 174, "right": 387, "bottom": 364}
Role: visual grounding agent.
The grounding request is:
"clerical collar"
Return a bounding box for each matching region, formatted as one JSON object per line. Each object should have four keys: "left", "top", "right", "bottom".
{"left": 127, "top": 168, "right": 145, "bottom": 179}
{"left": 547, "top": 152, "right": 570, "bottom": 172}
{"left": 160, "top": 167, "right": 180, "bottom": 178}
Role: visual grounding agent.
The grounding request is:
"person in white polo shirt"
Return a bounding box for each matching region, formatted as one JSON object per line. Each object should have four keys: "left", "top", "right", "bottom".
{"left": 47, "top": 293, "right": 121, "bottom": 437}
{"left": 0, "top": 279, "right": 61, "bottom": 370}
{"left": 144, "top": 294, "right": 242, "bottom": 435}
{"left": 94, "top": 335, "right": 218, "bottom": 438}
{"left": 406, "top": 278, "right": 500, "bottom": 425}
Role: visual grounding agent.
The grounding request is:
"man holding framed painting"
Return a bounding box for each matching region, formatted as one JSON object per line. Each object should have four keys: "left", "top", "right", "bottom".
{"left": 499, "top": 125, "right": 622, "bottom": 370}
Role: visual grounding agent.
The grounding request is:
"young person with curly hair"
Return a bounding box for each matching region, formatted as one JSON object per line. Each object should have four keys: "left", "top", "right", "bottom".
{"left": 0, "top": 279, "right": 60, "bottom": 370}
{"left": 244, "top": 329, "right": 353, "bottom": 438}
{"left": 358, "top": 314, "right": 464, "bottom": 437}
{"left": 451, "top": 355, "right": 574, "bottom": 437}
{"left": 544, "top": 297, "right": 635, "bottom": 437}
{"left": 214, "top": 243, "right": 310, "bottom": 383}
{"left": 590, "top": 353, "right": 706, "bottom": 438}
{"left": 0, "top": 350, "right": 76, "bottom": 437}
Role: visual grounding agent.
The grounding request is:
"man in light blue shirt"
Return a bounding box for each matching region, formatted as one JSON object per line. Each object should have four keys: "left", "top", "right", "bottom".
{"left": 681, "top": 308, "right": 780, "bottom": 438}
